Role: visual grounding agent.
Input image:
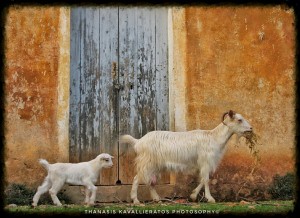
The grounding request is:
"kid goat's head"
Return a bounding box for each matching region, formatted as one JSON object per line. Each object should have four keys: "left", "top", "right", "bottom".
{"left": 222, "top": 110, "right": 252, "bottom": 136}
{"left": 97, "top": 153, "right": 114, "bottom": 168}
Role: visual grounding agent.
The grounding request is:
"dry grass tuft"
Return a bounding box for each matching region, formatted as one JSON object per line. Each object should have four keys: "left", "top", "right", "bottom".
{"left": 242, "top": 131, "right": 261, "bottom": 175}
{"left": 243, "top": 131, "right": 259, "bottom": 155}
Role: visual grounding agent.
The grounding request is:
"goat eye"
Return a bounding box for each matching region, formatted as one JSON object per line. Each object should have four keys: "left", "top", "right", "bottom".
{"left": 238, "top": 119, "right": 242, "bottom": 123}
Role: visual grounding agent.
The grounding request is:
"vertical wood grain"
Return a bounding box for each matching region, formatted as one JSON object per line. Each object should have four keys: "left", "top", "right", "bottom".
{"left": 70, "top": 8, "right": 81, "bottom": 163}
{"left": 70, "top": 7, "right": 169, "bottom": 185}
{"left": 136, "top": 8, "right": 156, "bottom": 136}
{"left": 118, "top": 7, "right": 138, "bottom": 184}
{"left": 98, "top": 7, "right": 119, "bottom": 185}
{"left": 79, "top": 7, "right": 100, "bottom": 162}
{"left": 155, "top": 7, "right": 169, "bottom": 131}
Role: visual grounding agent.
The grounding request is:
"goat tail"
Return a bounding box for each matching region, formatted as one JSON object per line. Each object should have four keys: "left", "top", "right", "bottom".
{"left": 120, "top": 135, "right": 139, "bottom": 146}
{"left": 39, "top": 159, "right": 50, "bottom": 171}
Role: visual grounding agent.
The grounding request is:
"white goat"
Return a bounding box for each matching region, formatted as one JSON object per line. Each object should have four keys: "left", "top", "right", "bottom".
{"left": 121, "top": 110, "right": 252, "bottom": 204}
{"left": 32, "top": 153, "right": 114, "bottom": 206}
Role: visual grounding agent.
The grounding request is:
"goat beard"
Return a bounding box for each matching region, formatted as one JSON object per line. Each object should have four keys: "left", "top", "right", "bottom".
{"left": 235, "top": 133, "right": 243, "bottom": 145}
{"left": 235, "top": 132, "right": 248, "bottom": 146}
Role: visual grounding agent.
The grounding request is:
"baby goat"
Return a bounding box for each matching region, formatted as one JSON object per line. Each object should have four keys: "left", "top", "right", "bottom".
{"left": 32, "top": 153, "right": 114, "bottom": 206}
{"left": 121, "top": 110, "right": 252, "bottom": 204}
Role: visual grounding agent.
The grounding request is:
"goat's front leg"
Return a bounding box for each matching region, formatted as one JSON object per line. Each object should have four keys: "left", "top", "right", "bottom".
{"left": 204, "top": 180, "right": 215, "bottom": 203}
{"left": 190, "top": 180, "right": 204, "bottom": 202}
{"left": 201, "top": 170, "right": 215, "bottom": 203}
{"left": 198, "top": 166, "right": 215, "bottom": 203}
{"left": 84, "top": 187, "right": 91, "bottom": 205}
{"left": 83, "top": 181, "right": 97, "bottom": 206}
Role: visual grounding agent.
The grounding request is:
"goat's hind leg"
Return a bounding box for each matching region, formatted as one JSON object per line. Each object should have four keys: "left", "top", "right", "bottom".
{"left": 131, "top": 175, "right": 142, "bottom": 205}
{"left": 148, "top": 175, "right": 161, "bottom": 202}
{"left": 32, "top": 176, "right": 52, "bottom": 207}
{"left": 49, "top": 179, "right": 65, "bottom": 206}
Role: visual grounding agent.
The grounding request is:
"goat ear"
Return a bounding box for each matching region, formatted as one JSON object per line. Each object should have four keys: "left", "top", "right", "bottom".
{"left": 222, "top": 112, "right": 229, "bottom": 121}
{"left": 228, "top": 110, "right": 235, "bottom": 119}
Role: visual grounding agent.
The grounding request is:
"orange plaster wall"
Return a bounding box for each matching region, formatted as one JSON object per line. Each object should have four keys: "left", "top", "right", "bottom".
{"left": 173, "top": 6, "right": 295, "bottom": 200}
{"left": 5, "top": 7, "right": 63, "bottom": 187}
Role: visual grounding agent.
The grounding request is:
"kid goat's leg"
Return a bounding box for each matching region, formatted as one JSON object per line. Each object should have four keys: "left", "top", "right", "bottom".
{"left": 83, "top": 179, "right": 97, "bottom": 206}
{"left": 88, "top": 185, "right": 97, "bottom": 205}
{"left": 84, "top": 188, "right": 91, "bottom": 205}
{"left": 32, "top": 176, "right": 52, "bottom": 207}
{"left": 49, "top": 180, "right": 64, "bottom": 206}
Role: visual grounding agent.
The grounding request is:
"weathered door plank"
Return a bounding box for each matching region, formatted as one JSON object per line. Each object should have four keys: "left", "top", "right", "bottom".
{"left": 70, "top": 8, "right": 82, "bottom": 163}
{"left": 79, "top": 7, "right": 101, "bottom": 162}
{"left": 155, "top": 7, "right": 169, "bottom": 131}
{"left": 118, "top": 7, "right": 139, "bottom": 184}
{"left": 136, "top": 8, "right": 156, "bottom": 136}
{"left": 154, "top": 8, "right": 170, "bottom": 183}
{"left": 98, "top": 7, "right": 119, "bottom": 185}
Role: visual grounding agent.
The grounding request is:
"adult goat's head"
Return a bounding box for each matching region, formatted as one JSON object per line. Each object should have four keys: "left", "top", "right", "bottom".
{"left": 222, "top": 110, "right": 253, "bottom": 136}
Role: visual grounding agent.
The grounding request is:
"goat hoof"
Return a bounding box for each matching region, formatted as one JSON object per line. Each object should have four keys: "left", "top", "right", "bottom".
{"left": 133, "top": 200, "right": 144, "bottom": 205}
{"left": 153, "top": 198, "right": 161, "bottom": 203}
{"left": 207, "top": 198, "right": 216, "bottom": 203}
{"left": 133, "top": 200, "right": 140, "bottom": 204}
{"left": 190, "top": 194, "right": 197, "bottom": 202}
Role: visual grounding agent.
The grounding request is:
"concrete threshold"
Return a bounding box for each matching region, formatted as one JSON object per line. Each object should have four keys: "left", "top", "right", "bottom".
{"left": 65, "top": 184, "right": 176, "bottom": 203}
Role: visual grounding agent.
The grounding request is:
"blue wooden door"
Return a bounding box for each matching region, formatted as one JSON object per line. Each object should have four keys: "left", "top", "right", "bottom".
{"left": 70, "top": 7, "right": 169, "bottom": 185}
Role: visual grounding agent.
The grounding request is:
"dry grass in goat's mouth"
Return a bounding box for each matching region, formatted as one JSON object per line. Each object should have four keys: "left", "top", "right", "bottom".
{"left": 242, "top": 131, "right": 261, "bottom": 175}
{"left": 243, "top": 131, "right": 258, "bottom": 153}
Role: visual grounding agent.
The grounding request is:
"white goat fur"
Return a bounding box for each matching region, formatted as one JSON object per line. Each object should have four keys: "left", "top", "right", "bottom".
{"left": 32, "top": 153, "right": 114, "bottom": 206}
{"left": 121, "top": 111, "right": 252, "bottom": 204}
